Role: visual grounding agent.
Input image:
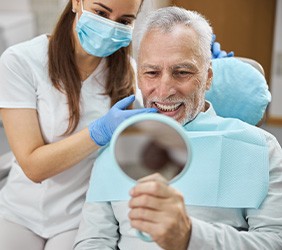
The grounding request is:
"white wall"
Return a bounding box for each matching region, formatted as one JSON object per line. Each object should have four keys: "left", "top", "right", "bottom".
{"left": 0, "top": 0, "right": 36, "bottom": 54}
{"left": 31, "top": 0, "right": 66, "bottom": 35}
{"left": 269, "top": 0, "right": 282, "bottom": 119}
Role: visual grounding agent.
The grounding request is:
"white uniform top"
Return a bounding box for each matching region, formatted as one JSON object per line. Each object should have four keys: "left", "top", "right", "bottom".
{"left": 0, "top": 34, "right": 127, "bottom": 238}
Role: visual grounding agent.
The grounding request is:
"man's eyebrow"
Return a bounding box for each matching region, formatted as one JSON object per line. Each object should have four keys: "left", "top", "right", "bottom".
{"left": 171, "top": 63, "right": 195, "bottom": 70}
{"left": 140, "top": 64, "right": 161, "bottom": 70}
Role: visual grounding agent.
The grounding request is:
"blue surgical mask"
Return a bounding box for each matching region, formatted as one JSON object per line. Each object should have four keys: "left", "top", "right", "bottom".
{"left": 75, "top": 2, "right": 133, "bottom": 57}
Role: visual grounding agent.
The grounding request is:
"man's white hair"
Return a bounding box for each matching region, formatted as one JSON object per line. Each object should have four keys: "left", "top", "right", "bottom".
{"left": 138, "top": 6, "right": 213, "bottom": 66}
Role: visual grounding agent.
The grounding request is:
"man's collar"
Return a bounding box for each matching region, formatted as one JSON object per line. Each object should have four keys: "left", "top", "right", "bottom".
{"left": 204, "top": 101, "right": 216, "bottom": 117}
{"left": 183, "top": 101, "right": 216, "bottom": 127}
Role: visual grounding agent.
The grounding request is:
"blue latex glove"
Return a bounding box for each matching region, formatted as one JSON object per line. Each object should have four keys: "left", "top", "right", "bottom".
{"left": 89, "top": 95, "right": 157, "bottom": 146}
{"left": 211, "top": 34, "right": 234, "bottom": 59}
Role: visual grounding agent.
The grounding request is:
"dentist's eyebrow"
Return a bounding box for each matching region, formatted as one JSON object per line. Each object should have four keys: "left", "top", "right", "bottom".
{"left": 122, "top": 14, "right": 137, "bottom": 19}
{"left": 93, "top": 2, "right": 113, "bottom": 12}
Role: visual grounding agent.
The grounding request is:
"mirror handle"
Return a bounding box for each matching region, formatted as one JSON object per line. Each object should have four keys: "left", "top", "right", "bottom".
{"left": 136, "top": 230, "right": 153, "bottom": 242}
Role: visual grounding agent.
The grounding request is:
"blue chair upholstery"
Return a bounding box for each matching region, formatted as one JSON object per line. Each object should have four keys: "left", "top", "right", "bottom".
{"left": 206, "top": 57, "right": 271, "bottom": 125}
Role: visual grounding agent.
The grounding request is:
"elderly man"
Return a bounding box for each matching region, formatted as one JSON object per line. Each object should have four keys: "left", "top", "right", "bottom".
{"left": 74, "top": 7, "right": 282, "bottom": 250}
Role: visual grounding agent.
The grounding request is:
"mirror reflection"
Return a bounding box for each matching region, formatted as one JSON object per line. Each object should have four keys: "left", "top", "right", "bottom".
{"left": 114, "top": 119, "right": 189, "bottom": 182}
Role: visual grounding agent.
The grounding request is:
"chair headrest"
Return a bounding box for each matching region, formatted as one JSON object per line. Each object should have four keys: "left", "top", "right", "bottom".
{"left": 206, "top": 58, "right": 271, "bottom": 125}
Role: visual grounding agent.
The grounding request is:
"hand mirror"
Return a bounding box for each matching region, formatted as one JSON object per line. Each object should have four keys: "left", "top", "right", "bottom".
{"left": 110, "top": 113, "right": 191, "bottom": 241}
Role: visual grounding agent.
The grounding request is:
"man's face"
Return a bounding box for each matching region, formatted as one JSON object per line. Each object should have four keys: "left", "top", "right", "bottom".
{"left": 138, "top": 24, "right": 212, "bottom": 125}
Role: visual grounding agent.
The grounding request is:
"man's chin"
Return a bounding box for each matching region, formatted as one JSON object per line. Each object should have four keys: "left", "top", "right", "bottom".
{"left": 160, "top": 112, "right": 187, "bottom": 125}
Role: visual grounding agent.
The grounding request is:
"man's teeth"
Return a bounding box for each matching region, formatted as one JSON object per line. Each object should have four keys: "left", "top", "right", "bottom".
{"left": 155, "top": 102, "right": 181, "bottom": 112}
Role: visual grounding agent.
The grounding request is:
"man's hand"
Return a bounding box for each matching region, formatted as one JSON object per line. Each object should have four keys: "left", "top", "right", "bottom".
{"left": 129, "top": 173, "right": 192, "bottom": 250}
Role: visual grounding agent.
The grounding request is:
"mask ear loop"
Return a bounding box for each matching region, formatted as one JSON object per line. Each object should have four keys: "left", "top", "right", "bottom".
{"left": 80, "top": 0, "right": 85, "bottom": 13}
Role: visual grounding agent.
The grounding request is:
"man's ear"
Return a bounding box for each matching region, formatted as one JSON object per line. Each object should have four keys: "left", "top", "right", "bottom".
{"left": 206, "top": 64, "right": 213, "bottom": 91}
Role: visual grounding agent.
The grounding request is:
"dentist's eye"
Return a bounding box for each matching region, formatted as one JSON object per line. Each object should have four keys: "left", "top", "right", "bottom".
{"left": 119, "top": 18, "right": 133, "bottom": 26}
{"left": 93, "top": 9, "right": 108, "bottom": 18}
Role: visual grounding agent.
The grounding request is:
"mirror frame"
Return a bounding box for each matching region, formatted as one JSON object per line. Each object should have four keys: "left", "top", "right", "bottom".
{"left": 110, "top": 113, "right": 191, "bottom": 184}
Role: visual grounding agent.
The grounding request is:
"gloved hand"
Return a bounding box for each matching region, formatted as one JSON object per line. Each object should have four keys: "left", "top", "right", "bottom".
{"left": 89, "top": 95, "right": 157, "bottom": 146}
{"left": 211, "top": 34, "right": 234, "bottom": 59}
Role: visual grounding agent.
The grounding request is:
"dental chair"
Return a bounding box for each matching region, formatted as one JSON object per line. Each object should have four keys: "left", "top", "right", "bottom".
{"left": 0, "top": 57, "right": 271, "bottom": 189}
{"left": 235, "top": 57, "right": 265, "bottom": 76}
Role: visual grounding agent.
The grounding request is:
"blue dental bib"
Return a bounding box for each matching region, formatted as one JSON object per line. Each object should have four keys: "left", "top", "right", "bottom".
{"left": 86, "top": 109, "right": 269, "bottom": 209}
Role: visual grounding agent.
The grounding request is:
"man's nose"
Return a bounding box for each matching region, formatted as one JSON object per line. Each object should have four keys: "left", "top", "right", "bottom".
{"left": 156, "top": 74, "right": 176, "bottom": 98}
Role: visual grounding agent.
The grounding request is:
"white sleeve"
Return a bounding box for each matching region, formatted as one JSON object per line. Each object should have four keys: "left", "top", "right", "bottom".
{"left": 0, "top": 47, "right": 37, "bottom": 109}
{"left": 74, "top": 202, "right": 119, "bottom": 250}
{"left": 188, "top": 132, "right": 282, "bottom": 250}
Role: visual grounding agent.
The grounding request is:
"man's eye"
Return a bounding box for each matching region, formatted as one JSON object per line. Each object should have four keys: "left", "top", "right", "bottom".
{"left": 145, "top": 71, "right": 159, "bottom": 77}
{"left": 174, "top": 71, "right": 191, "bottom": 77}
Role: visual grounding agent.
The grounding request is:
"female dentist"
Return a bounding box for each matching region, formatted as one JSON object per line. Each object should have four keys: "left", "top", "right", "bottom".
{"left": 0, "top": 0, "right": 156, "bottom": 249}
